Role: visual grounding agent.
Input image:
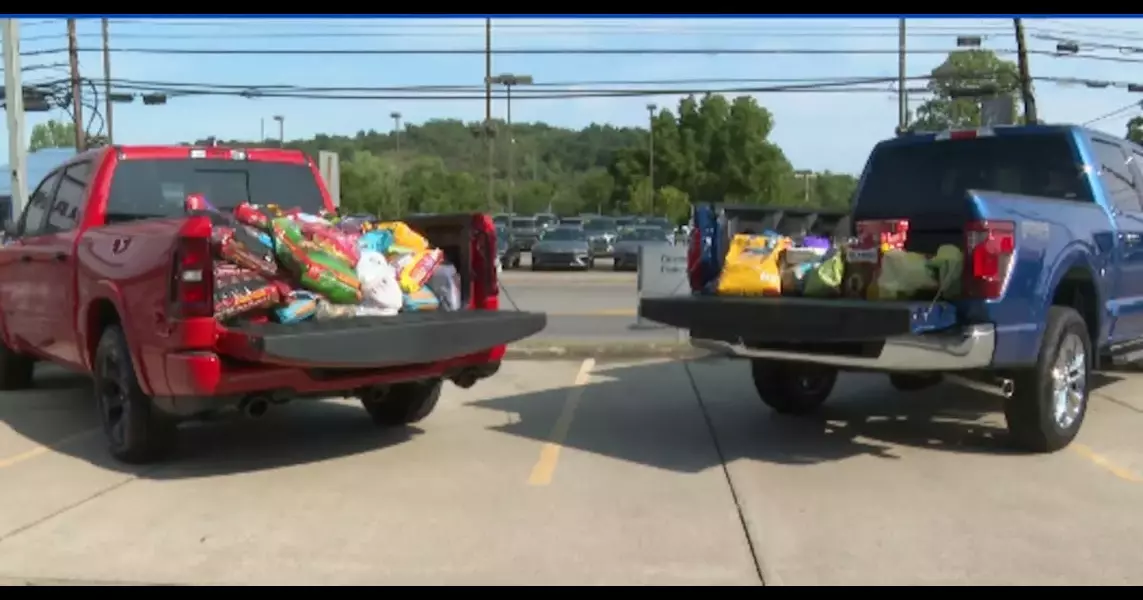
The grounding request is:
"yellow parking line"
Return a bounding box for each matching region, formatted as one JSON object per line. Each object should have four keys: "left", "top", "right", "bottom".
{"left": 528, "top": 358, "right": 595, "bottom": 486}
{"left": 0, "top": 427, "right": 101, "bottom": 469}
{"left": 1071, "top": 443, "right": 1143, "bottom": 483}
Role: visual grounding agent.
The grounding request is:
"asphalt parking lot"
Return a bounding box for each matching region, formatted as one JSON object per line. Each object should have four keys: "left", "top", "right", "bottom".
{"left": 2, "top": 359, "right": 1142, "bottom": 586}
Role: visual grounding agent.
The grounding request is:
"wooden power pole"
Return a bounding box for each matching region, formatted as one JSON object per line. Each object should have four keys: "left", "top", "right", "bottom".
{"left": 1013, "top": 18, "right": 1038, "bottom": 124}
{"left": 67, "top": 19, "right": 84, "bottom": 151}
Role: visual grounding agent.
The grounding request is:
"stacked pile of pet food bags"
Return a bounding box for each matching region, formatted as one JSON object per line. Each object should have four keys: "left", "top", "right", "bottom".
{"left": 187, "top": 195, "right": 461, "bottom": 325}
{"left": 713, "top": 220, "right": 965, "bottom": 301}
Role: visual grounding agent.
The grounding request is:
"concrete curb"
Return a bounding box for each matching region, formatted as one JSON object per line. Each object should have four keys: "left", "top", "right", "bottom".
{"left": 504, "top": 339, "right": 707, "bottom": 360}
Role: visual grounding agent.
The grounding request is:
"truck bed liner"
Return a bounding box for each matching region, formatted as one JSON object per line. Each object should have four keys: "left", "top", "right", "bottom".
{"left": 231, "top": 310, "right": 547, "bottom": 368}
{"left": 640, "top": 295, "right": 958, "bottom": 342}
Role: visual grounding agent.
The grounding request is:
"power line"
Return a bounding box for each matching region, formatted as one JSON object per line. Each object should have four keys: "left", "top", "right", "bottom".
{"left": 1082, "top": 101, "right": 1143, "bottom": 126}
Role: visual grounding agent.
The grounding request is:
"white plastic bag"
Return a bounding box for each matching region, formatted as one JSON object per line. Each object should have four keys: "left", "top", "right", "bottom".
{"left": 355, "top": 250, "right": 403, "bottom": 316}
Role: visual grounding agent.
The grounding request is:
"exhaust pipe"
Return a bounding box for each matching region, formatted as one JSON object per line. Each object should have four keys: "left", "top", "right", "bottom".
{"left": 946, "top": 374, "right": 1015, "bottom": 399}
{"left": 240, "top": 396, "right": 271, "bottom": 419}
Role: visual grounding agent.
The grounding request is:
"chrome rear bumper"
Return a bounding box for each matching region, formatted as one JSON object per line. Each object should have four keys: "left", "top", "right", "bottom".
{"left": 691, "top": 324, "right": 996, "bottom": 371}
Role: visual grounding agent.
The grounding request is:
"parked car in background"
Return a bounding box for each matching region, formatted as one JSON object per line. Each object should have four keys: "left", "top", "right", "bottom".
{"left": 531, "top": 225, "right": 594, "bottom": 270}
{"left": 534, "top": 212, "right": 557, "bottom": 231}
{"left": 612, "top": 225, "right": 674, "bottom": 271}
{"left": 583, "top": 216, "right": 618, "bottom": 257}
{"left": 492, "top": 213, "right": 513, "bottom": 228}
{"left": 559, "top": 216, "right": 584, "bottom": 227}
{"left": 508, "top": 216, "right": 542, "bottom": 252}
{"left": 496, "top": 226, "right": 522, "bottom": 270}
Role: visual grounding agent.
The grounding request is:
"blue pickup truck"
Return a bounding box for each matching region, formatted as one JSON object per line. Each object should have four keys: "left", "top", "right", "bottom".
{"left": 641, "top": 124, "right": 1143, "bottom": 453}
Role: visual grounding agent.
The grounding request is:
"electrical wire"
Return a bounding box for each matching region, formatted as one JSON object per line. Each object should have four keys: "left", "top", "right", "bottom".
{"left": 1082, "top": 101, "right": 1143, "bottom": 126}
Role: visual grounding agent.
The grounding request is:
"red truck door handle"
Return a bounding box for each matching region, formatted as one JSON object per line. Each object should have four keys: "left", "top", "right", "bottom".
{"left": 18, "top": 255, "right": 31, "bottom": 263}
{"left": 54, "top": 253, "right": 67, "bottom": 262}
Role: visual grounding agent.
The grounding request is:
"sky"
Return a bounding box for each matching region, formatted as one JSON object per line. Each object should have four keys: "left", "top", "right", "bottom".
{"left": 4, "top": 16, "right": 1143, "bottom": 176}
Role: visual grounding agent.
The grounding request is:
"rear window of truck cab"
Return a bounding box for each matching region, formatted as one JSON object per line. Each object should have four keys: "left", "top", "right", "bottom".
{"left": 855, "top": 132, "right": 1093, "bottom": 219}
{"left": 106, "top": 158, "right": 325, "bottom": 221}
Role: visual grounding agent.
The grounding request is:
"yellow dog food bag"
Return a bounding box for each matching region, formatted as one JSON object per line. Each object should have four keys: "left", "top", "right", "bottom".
{"left": 715, "top": 234, "right": 792, "bottom": 297}
{"left": 373, "top": 221, "right": 429, "bottom": 252}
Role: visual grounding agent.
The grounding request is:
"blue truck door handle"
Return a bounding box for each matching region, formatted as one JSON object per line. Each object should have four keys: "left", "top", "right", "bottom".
{"left": 1124, "top": 232, "right": 1142, "bottom": 245}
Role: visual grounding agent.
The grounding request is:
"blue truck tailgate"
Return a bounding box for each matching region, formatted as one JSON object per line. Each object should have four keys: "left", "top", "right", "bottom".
{"left": 640, "top": 295, "right": 959, "bottom": 342}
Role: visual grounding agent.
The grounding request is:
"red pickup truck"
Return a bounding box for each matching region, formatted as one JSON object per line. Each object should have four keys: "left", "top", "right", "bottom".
{"left": 0, "top": 145, "right": 546, "bottom": 463}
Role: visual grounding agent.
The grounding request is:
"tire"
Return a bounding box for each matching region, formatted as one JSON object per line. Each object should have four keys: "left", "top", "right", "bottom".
{"left": 0, "top": 338, "right": 34, "bottom": 391}
{"left": 751, "top": 360, "right": 837, "bottom": 415}
{"left": 1004, "top": 306, "right": 1091, "bottom": 453}
{"left": 888, "top": 373, "right": 943, "bottom": 392}
{"left": 512, "top": 256, "right": 521, "bottom": 269}
{"left": 361, "top": 379, "right": 443, "bottom": 426}
{"left": 93, "top": 325, "right": 177, "bottom": 464}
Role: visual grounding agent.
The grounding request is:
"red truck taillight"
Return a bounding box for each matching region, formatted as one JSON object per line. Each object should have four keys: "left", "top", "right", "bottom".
{"left": 472, "top": 214, "right": 499, "bottom": 310}
{"left": 172, "top": 234, "right": 214, "bottom": 319}
{"left": 965, "top": 220, "right": 1015, "bottom": 300}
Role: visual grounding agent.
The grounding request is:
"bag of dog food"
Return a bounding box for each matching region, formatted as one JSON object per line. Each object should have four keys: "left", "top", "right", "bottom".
{"left": 715, "top": 234, "right": 791, "bottom": 297}
{"left": 273, "top": 290, "right": 319, "bottom": 324}
{"left": 212, "top": 225, "right": 280, "bottom": 279}
{"left": 357, "top": 229, "right": 395, "bottom": 255}
{"left": 298, "top": 220, "right": 361, "bottom": 267}
{"left": 374, "top": 221, "right": 429, "bottom": 252}
{"left": 426, "top": 262, "right": 462, "bottom": 311}
{"left": 392, "top": 248, "right": 443, "bottom": 294}
{"left": 271, "top": 217, "right": 362, "bottom": 304}
{"left": 213, "top": 267, "right": 282, "bottom": 321}
{"left": 233, "top": 203, "right": 276, "bottom": 232}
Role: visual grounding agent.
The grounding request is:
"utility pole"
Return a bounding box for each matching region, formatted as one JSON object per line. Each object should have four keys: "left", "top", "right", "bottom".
{"left": 260, "top": 117, "right": 265, "bottom": 143}
{"left": 101, "top": 18, "right": 113, "bottom": 143}
{"left": 67, "top": 19, "right": 84, "bottom": 151}
{"left": 485, "top": 18, "right": 494, "bottom": 212}
{"left": 646, "top": 103, "right": 657, "bottom": 215}
{"left": 2, "top": 19, "right": 28, "bottom": 218}
{"left": 390, "top": 111, "right": 402, "bottom": 151}
{"left": 897, "top": 19, "right": 907, "bottom": 132}
{"left": 1013, "top": 18, "right": 1038, "bottom": 124}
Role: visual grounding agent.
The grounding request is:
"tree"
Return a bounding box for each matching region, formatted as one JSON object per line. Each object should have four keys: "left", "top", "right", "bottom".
{"left": 187, "top": 110, "right": 859, "bottom": 217}
{"left": 1128, "top": 116, "right": 1143, "bottom": 145}
{"left": 911, "top": 50, "right": 1021, "bottom": 131}
{"left": 29, "top": 120, "right": 77, "bottom": 151}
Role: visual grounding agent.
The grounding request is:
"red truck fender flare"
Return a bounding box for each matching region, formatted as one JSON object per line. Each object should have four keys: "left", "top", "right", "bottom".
{"left": 79, "top": 280, "right": 156, "bottom": 397}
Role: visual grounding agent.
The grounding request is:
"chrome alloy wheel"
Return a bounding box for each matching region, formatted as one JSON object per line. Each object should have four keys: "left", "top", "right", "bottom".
{"left": 1051, "top": 333, "right": 1086, "bottom": 430}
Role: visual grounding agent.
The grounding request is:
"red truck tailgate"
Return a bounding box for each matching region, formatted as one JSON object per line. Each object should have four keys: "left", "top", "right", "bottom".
{"left": 218, "top": 310, "right": 546, "bottom": 369}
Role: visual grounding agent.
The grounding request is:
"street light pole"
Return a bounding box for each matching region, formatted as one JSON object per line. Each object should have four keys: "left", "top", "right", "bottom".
{"left": 488, "top": 73, "right": 533, "bottom": 216}
{"left": 390, "top": 111, "right": 402, "bottom": 152}
{"left": 485, "top": 19, "right": 494, "bottom": 212}
{"left": 794, "top": 170, "right": 817, "bottom": 205}
{"left": 273, "top": 115, "right": 284, "bottom": 147}
{"left": 646, "top": 103, "right": 657, "bottom": 215}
